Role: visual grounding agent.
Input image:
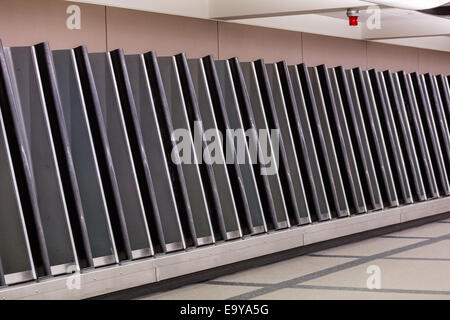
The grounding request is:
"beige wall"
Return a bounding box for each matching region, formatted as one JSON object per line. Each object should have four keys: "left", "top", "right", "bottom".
{"left": 419, "top": 49, "right": 450, "bottom": 75}
{"left": 218, "top": 22, "right": 302, "bottom": 65}
{"left": 106, "top": 7, "right": 218, "bottom": 58}
{"left": 367, "top": 42, "right": 419, "bottom": 73}
{"left": 0, "top": 0, "right": 106, "bottom": 52}
{"left": 302, "top": 33, "right": 367, "bottom": 69}
{"left": 0, "top": 0, "right": 449, "bottom": 74}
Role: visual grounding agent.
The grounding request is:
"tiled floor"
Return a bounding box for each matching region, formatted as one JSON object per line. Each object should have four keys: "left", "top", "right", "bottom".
{"left": 140, "top": 219, "right": 450, "bottom": 300}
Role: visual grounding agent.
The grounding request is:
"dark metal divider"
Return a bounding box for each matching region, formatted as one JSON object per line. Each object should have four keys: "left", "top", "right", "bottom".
{"left": 142, "top": 51, "right": 196, "bottom": 246}
{"left": 317, "top": 65, "right": 366, "bottom": 214}
{"left": 0, "top": 90, "right": 35, "bottom": 284}
{"left": 187, "top": 57, "right": 243, "bottom": 239}
{"left": 410, "top": 72, "right": 450, "bottom": 196}
{"left": 125, "top": 54, "right": 185, "bottom": 252}
{"left": 205, "top": 58, "right": 266, "bottom": 234}
{"left": 157, "top": 55, "right": 215, "bottom": 246}
{"left": 231, "top": 59, "right": 289, "bottom": 230}
{"left": 436, "top": 75, "right": 450, "bottom": 124}
{"left": 247, "top": 60, "right": 294, "bottom": 226}
{"left": 73, "top": 47, "right": 132, "bottom": 262}
{"left": 397, "top": 71, "right": 439, "bottom": 199}
{"left": 53, "top": 49, "right": 118, "bottom": 267}
{"left": 296, "top": 63, "right": 346, "bottom": 218}
{"left": 265, "top": 62, "right": 311, "bottom": 224}
{"left": 383, "top": 71, "right": 427, "bottom": 202}
{"left": 89, "top": 52, "right": 154, "bottom": 259}
{"left": 0, "top": 258, "right": 5, "bottom": 287}
{"left": 423, "top": 73, "right": 450, "bottom": 189}
{"left": 368, "top": 70, "right": 413, "bottom": 205}
{"left": 353, "top": 68, "right": 398, "bottom": 208}
{"left": 6, "top": 45, "right": 79, "bottom": 275}
{"left": 282, "top": 64, "right": 331, "bottom": 221}
{"left": 109, "top": 49, "right": 166, "bottom": 253}
{"left": 213, "top": 59, "right": 267, "bottom": 233}
{"left": 0, "top": 41, "right": 51, "bottom": 278}
{"left": 339, "top": 68, "right": 383, "bottom": 211}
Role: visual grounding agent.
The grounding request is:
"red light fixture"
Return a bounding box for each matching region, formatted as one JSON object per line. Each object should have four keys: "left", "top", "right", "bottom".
{"left": 346, "top": 8, "right": 360, "bottom": 26}
{"left": 348, "top": 16, "right": 358, "bottom": 26}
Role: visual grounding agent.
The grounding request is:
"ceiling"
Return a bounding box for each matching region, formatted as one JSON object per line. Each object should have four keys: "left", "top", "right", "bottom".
{"left": 69, "top": 0, "right": 450, "bottom": 52}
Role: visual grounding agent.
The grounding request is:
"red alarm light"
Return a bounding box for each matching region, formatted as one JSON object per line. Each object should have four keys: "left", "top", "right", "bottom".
{"left": 349, "top": 16, "right": 359, "bottom": 26}
{"left": 346, "top": 8, "right": 360, "bottom": 27}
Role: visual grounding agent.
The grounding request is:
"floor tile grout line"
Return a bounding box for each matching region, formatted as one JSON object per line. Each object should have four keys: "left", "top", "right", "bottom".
{"left": 308, "top": 254, "right": 450, "bottom": 262}
{"left": 226, "top": 232, "right": 450, "bottom": 300}
{"left": 291, "top": 284, "right": 450, "bottom": 296}
{"left": 208, "top": 280, "right": 267, "bottom": 288}
{"left": 378, "top": 235, "right": 435, "bottom": 239}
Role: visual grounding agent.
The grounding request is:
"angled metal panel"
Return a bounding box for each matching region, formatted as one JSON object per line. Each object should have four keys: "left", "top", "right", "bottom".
{"left": 436, "top": 75, "right": 450, "bottom": 127}
{"left": 110, "top": 49, "right": 165, "bottom": 254}
{"left": 125, "top": 54, "right": 186, "bottom": 251}
{"left": 142, "top": 51, "right": 192, "bottom": 248}
{"left": 205, "top": 57, "right": 265, "bottom": 235}
{"left": 53, "top": 49, "right": 118, "bottom": 266}
{"left": 397, "top": 71, "right": 439, "bottom": 199}
{"left": 187, "top": 57, "right": 242, "bottom": 239}
{"left": 254, "top": 60, "right": 307, "bottom": 225}
{"left": 318, "top": 65, "right": 366, "bottom": 214}
{"left": 89, "top": 52, "right": 154, "bottom": 258}
{"left": 6, "top": 46, "right": 78, "bottom": 275}
{"left": 0, "top": 94, "right": 35, "bottom": 285}
{"left": 352, "top": 68, "right": 398, "bottom": 208}
{"left": 410, "top": 72, "right": 450, "bottom": 196}
{"left": 383, "top": 71, "right": 427, "bottom": 202}
{"left": 369, "top": 70, "right": 413, "bottom": 205}
{"left": 0, "top": 41, "right": 51, "bottom": 277}
{"left": 73, "top": 47, "right": 132, "bottom": 262}
{"left": 157, "top": 55, "right": 215, "bottom": 246}
{"left": 267, "top": 62, "right": 312, "bottom": 225}
{"left": 286, "top": 64, "right": 331, "bottom": 221}
{"left": 0, "top": 258, "right": 5, "bottom": 287}
{"left": 33, "top": 43, "right": 94, "bottom": 271}
{"left": 340, "top": 68, "right": 383, "bottom": 211}
{"left": 423, "top": 73, "right": 450, "bottom": 193}
{"left": 232, "top": 59, "right": 289, "bottom": 230}
{"left": 175, "top": 53, "right": 222, "bottom": 244}
{"left": 213, "top": 59, "right": 267, "bottom": 234}
{"left": 301, "top": 64, "right": 349, "bottom": 217}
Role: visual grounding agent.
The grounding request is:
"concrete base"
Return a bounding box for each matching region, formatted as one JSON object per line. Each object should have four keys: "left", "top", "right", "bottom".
{"left": 1, "top": 196, "right": 449, "bottom": 300}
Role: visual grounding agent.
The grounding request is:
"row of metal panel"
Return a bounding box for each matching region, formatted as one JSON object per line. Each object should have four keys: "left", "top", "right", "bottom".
{"left": 0, "top": 40, "right": 449, "bottom": 287}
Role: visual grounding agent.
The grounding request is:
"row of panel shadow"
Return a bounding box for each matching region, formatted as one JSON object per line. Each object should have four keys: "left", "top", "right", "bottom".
{"left": 1, "top": 40, "right": 450, "bottom": 287}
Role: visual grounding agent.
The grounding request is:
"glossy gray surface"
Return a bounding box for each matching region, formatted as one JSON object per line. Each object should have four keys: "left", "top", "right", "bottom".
{"left": 383, "top": 71, "right": 427, "bottom": 202}
{"left": 307, "top": 66, "right": 349, "bottom": 217}
{"left": 288, "top": 65, "right": 331, "bottom": 221}
{"left": 326, "top": 67, "right": 367, "bottom": 213}
{"left": 157, "top": 56, "right": 214, "bottom": 242}
{"left": 89, "top": 53, "right": 152, "bottom": 254}
{"left": 53, "top": 50, "right": 116, "bottom": 260}
{"left": 267, "top": 63, "right": 311, "bottom": 224}
{"left": 215, "top": 60, "right": 266, "bottom": 231}
{"left": 397, "top": 71, "right": 439, "bottom": 199}
{"left": 343, "top": 68, "right": 383, "bottom": 211}
{"left": 6, "top": 47, "right": 76, "bottom": 268}
{"left": 240, "top": 62, "right": 289, "bottom": 228}
{"left": 125, "top": 54, "right": 185, "bottom": 248}
{"left": 0, "top": 100, "right": 33, "bottom": 276}
{"left": 188, "top": 58, "right": 241, "bottom": 237}
{"left": 371, "top": 70, "right": 413, "bottom": 204}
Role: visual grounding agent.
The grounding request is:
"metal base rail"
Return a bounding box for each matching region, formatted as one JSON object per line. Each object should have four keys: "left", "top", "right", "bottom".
{"left": 1, "top": 196, "right": 449, "bottom": 300}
